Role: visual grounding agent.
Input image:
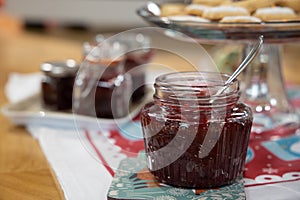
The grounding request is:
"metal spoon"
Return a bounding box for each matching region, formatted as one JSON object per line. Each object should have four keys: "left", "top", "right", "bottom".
{"left": 146, "top": 1, "right": 192, "bottom": 16}
{"left": 214, "top": 35, "right": 264, "bottom": 96}
{"left": 146, "top": 1, "right": 161, "bottom": 16}
{"left": 199, "top": 36, "right": 263, "bottom": 158}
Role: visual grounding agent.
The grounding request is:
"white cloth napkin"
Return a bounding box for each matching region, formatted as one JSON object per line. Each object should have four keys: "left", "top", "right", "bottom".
{"left": 4, "top": 72, "right": 42, "bottom": 103}
{"left": 4, "top": 72, "right": 300, "bottom": 200}
{"left": 28, "top": 126, "right": 113, "bottom": 200}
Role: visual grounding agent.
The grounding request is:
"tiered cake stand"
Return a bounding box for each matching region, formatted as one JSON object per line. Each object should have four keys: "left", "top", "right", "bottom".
{"left": 137, "top": 4, "right": 300, "bottom": 136}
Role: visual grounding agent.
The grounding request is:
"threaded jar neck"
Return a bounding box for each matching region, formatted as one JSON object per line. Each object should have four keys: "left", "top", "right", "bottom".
{"left": 154, "top": 72, "right": 240, "bottom": 109}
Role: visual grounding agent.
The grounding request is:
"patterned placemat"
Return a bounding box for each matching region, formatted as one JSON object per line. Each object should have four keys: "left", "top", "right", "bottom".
{"left": 107, "top": 155, "right": 245, "bottom": 200}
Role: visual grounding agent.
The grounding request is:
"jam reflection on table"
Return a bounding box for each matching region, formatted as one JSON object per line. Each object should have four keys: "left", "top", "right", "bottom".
{"left": 41, "top": 60, "right": 79, "bottom": 111}
{"left": 141, "top": 72, "right": 253, "bottom": 188}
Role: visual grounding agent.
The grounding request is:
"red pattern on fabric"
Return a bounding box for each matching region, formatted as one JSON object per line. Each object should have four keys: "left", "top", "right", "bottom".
{"left": 109, "top": 129, "right": 145, "bottom": 157}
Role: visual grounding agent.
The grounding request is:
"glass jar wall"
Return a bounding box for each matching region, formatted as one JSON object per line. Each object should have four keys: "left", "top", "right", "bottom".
{"left": 141, "top": 72, "right": 253, "bottom": 188}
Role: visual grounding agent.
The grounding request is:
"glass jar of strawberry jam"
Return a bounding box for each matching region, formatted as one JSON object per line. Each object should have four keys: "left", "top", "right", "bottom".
{"left": 113, "top": 33, "right": 153, "bottom": 103}
{"left": 73, "top": 41, "right": 132, "bottom": 119}
{"left": 141, "top": 72, "right": 253, "bottom": 188}
{"left": 41, "top": 59, "right": 79, "bottom": 111}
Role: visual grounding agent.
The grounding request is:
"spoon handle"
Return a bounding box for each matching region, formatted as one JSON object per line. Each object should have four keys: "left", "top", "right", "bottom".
{"left": 215, "top": 35, "right": 264, "bottom": 96}
{"left": 225, "top": 35, "right": 264, "bottom": 85}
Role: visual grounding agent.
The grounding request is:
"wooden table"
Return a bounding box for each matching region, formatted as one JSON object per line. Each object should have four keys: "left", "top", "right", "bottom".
{"left": 0, "top": 22, "right": 300, "bottom": 199}
{"left": 0, "top": 26, "right": 198, "bottom": 200}
{"left": 0, "top": 29, "right": 82, "bottom": 200}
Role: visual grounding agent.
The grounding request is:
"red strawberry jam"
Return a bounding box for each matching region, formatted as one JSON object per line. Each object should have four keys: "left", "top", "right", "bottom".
{"left": 141, "top": 72, "right": 253, "bottom": 188}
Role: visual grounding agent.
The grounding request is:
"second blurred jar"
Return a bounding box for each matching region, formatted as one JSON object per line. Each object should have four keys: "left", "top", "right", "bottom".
{"left": 74, "top": 41, "right": 132, "bottom": 119}
{"left": 113, "top": 33, "right": 153, "bottom": 103}
{"left": 83, "top": 33, "right": 154, "bottom": 103}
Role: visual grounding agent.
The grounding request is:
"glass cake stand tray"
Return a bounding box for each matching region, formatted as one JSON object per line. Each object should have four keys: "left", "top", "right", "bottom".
{"left": 136, "top": 3, "right": 300, "bottom": 44}
{"left": 137, "top": 3, "right": 300, "bottom": 137}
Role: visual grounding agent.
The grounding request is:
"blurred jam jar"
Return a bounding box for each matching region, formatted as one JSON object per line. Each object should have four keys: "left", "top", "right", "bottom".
{"left": 141, "top": 72, "right": 253, "bottom": 188}
{"left": 74, "top": 41, "right": 132, "bottom": 119}
{"left": 83, "top": 33, "right": 153, "bottom": 103}
{"left": 40, "top": 59, "right": 79, "bottom": 110}
{"left": 114, "top": 33, "right": 153, "bottom": 103}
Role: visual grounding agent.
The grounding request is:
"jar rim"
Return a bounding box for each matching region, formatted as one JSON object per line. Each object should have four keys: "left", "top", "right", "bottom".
{"left": 155, "top": 71, "right": 239, "bottom": 97}
{"left": 41, "top": 59, "right": 79, "bottom": 77}
{"left": 153, "top": 71, "right": 240, "bottom": 109}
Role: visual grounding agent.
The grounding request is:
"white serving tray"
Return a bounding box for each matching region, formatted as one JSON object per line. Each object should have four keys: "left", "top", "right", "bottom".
{"left": 2, "top": 93, "right": 152, "bottom": 130}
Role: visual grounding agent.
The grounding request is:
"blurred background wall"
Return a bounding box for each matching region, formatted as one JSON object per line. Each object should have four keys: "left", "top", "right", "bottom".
{"left": 3, "top": 0, "right": 167, "bottom": 31}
